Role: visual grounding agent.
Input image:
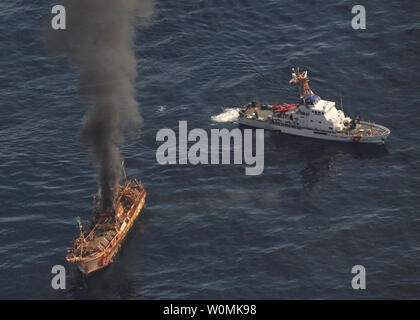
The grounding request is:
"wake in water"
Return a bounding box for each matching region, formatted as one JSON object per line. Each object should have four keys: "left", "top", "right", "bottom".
{"left": 211, "top": 107, "right": 241, "bottom": 123}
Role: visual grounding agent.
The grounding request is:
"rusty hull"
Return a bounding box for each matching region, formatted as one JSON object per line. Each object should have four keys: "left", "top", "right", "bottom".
{"left": 66, "top": 179, "right": 146, "bottom": 275}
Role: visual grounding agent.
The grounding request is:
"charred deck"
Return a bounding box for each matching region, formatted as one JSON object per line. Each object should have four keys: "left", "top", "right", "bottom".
{"left": 66, "top": 178, "right": 146, "bottom": 275}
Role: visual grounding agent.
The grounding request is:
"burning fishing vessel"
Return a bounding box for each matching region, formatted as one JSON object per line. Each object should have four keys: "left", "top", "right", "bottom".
{"left": 50, "top": 0, "right": 153, "bottom": 276}
{"left": 66, "top": 172, "right": 146, "bottom": 275}
{"left": 238, "top": 68, "right": 390, "bottom": 144}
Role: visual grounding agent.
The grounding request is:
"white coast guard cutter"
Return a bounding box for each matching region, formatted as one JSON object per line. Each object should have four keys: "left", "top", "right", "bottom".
{"left": 238, "top": 68, "right": 390, "bottom": 144}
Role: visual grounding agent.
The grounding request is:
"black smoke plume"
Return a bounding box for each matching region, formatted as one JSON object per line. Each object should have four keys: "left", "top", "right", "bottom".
{"left": 46, "top": 0, "right": 155, "bottom": 209}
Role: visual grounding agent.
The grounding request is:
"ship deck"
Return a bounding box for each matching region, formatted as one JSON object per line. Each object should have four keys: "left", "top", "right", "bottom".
{"left": 240, "top": 104, "right": 276, "bottom": 121}
{"left": 338, "top": 121, "right": 389, "bottom": 137}
{"left": 81, "top": 219, "right": 118, "bottom": 255}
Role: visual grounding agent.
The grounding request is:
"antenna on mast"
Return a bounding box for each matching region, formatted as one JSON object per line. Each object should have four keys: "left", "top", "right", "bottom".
{"left": 340, "top": 95, "right": 344, "bottom": 112}
{"left": 121, "top": 160, "right": 127, "bottom": 184}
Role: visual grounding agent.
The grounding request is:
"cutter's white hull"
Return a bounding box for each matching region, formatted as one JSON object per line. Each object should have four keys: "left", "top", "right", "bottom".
{"left": 238, "top": 118, "right": 389, "bottom": 144}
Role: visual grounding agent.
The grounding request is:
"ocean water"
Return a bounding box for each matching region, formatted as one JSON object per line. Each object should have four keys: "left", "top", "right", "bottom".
{"left": 0, "top": 0, "right": 420, "bottom": 299}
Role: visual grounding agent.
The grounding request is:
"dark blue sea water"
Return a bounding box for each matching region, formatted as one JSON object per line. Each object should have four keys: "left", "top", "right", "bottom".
{"left": 1, "top": 0, "right": 420, "bottom": 299}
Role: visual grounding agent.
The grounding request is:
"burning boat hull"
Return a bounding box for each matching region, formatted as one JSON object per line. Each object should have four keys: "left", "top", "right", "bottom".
{"left": 66, "top": 179, "right": 146, "bottom": 275}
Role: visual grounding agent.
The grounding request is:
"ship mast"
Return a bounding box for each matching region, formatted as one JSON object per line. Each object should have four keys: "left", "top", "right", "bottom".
{"left": 121, "top": 160, "right": 128, "bottom": 184}
{"left": 290, "top": 68, "right": 314, "bottom": 99}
